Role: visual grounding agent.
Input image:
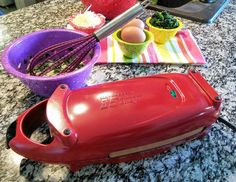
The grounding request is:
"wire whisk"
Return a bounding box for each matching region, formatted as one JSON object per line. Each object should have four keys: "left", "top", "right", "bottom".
{"left": 28, "top": 0, "right": 150, "bottom": 76}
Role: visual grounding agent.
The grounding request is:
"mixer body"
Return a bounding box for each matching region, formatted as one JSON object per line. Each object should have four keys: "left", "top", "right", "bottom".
{"left": 6, "top": 70, "right": 221, "bottom": 171}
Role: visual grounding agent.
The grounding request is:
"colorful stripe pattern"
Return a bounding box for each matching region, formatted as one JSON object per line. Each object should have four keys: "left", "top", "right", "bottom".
{"left": 98, "top": 30, "right": 206, "bottom": 64}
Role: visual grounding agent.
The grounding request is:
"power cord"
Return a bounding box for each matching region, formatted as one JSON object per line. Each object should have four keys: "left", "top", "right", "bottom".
{"left": 217, "top": 117, "right": 236, "bottom": 132}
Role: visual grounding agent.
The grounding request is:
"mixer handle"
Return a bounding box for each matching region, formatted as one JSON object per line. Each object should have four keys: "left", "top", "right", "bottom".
{"left": 5, "top": 100, "right": 69, "bottom": 161}
{"left": 94, "top": 0, "right": 150, "bottom": 41}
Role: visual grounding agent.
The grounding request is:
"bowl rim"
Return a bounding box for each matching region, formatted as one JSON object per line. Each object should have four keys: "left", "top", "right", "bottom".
{"left": 146, "top": 17, "right": 183, "bottom": 32}
{"left": 1, "top": 29, "right": 101, "bottom": 81}
{"left": 112, "top": 29, "right": 154, "bottom": 46}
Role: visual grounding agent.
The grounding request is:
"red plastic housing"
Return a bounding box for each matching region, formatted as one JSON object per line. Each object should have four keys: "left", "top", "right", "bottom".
{"left": 8, "top": 70, "right": 222, "bottom": 171}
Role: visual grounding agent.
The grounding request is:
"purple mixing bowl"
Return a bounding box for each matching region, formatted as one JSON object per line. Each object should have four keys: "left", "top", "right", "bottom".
{"left": 1, "top": 29, "right": 101, "bottom": 97}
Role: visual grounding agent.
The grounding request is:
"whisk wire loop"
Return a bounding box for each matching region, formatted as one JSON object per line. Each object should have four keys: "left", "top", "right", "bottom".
{"left": 37, "top": 37, "right": 95, "bottom": 76}
{"left": 29, "top": 35, "right": 93, "bottom": 76}
{"left": 61, "top": 38, "right": 97, "bottom": 74}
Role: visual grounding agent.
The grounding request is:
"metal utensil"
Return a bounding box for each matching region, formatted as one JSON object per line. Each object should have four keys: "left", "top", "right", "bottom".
{"left": 28, "top": 0, "right": 150, "bottom": 76}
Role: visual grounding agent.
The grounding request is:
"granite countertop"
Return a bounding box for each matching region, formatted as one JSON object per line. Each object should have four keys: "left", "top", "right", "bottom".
{"left": 0, "top": 0, "right": 235, "bottom": 181}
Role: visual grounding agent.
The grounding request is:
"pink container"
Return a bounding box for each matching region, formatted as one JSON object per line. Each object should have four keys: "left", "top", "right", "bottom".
{"left": 67, "top": 13, "right": 106, "bottom": 34}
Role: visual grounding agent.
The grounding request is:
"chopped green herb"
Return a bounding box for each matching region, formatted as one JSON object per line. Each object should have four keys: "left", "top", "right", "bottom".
{"left": 150, "top": 11, "right": 179, "bottom": 29}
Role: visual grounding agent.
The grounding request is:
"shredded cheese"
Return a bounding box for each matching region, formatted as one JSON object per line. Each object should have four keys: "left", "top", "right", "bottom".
{"left": 72, "top": 11, "right": 102, "bottom": 28}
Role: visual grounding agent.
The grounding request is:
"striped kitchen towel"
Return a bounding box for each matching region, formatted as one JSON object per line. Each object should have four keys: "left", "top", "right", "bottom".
{"left": 97, "top": 29, "right": 206, "bottom": 64}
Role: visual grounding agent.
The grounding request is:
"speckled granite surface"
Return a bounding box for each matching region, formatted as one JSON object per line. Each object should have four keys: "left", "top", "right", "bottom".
{"left": 0, "top": 0, "right": 236, "bottom": 181}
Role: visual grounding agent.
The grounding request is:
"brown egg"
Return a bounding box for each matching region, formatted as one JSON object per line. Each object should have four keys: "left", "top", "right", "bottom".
{"left": 121, "top": 26, "right": 146, "bottom": 43}
{"left": 122, "top": 18, "right": 145, "bottom": 30}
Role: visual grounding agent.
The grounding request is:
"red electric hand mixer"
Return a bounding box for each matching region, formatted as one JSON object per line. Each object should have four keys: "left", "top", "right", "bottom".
{"left": 28, "top": 1, "right": 150, "bottom": 76}
{"left": 6, "top": 70, "right": 222, "bottom": 171}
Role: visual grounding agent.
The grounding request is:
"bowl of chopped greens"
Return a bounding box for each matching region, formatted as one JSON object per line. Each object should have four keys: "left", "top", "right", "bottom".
{"left": 146, "top": 11, "right": 183, "bottom": 44}
{"left": 1, "top": 29, "right": 101, "bottom": 97}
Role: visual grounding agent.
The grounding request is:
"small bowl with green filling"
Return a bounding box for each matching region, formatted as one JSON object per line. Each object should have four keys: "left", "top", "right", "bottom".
{"left": 146, "top": 11, "right": 183, "bottom": 44}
